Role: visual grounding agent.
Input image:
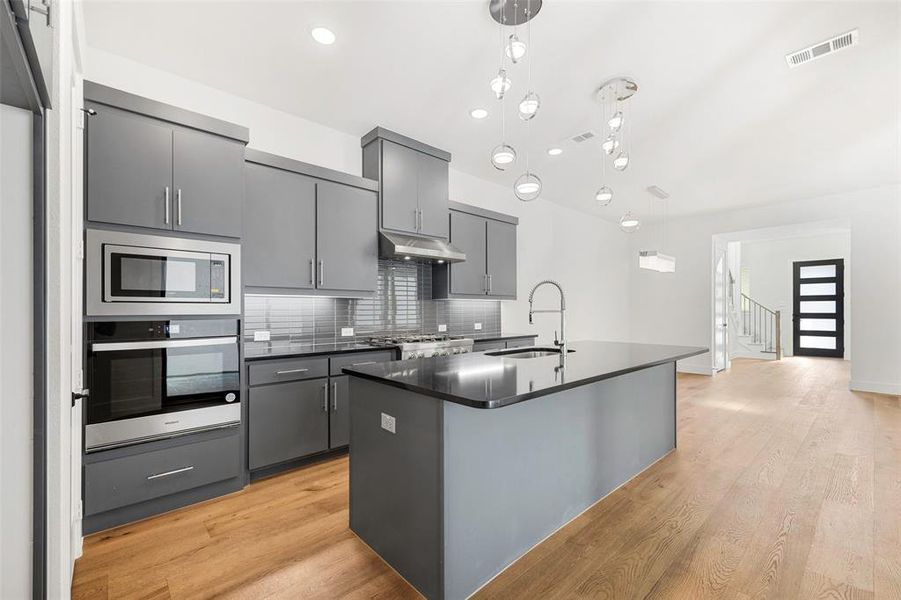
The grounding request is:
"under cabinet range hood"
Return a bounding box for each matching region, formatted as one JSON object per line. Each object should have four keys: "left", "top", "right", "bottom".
{"left": 378, "top": 231, "right": 466, "bottom": 263}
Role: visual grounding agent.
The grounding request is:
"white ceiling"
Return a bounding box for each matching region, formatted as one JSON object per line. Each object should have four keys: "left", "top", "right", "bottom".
{"left": 82, "top": 1, "right": 900, "bottom": 222}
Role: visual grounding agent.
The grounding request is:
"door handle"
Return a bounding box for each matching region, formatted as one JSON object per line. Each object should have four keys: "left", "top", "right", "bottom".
{"left": 332, "top": 381, "right": 338, "bottom": 412}
{"left": 275, "top": 368, "right": 308, "bottom": 375}
{"left": 164, "top": 187, "right": 170, "bottom": 224}
{"left": 321, "top": 383, "right": 328, "bottom": 412}
{"left": 318, "top": 260, "right": 324, "bottom": 287}
{"left": 487, "top": 274, "right": 492, "bottom": 293}
{"left": 176, "top": 189, "right": 183, "bottom": 226}
{"left": 147, "top": 466, "right": 194, "bottom": 480}
{"left": 309, "top": 259, "right": 315, "bottom": 286}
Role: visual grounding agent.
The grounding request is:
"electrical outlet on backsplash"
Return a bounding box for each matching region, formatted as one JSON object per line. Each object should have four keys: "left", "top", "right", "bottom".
{"left": 243, "top": 259, "right": 502, "bottom": 353}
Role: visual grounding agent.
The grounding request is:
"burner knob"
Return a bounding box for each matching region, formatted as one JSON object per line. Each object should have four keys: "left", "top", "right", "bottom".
{"left": 431, "top": 351, "right": 440, "bottom": 357}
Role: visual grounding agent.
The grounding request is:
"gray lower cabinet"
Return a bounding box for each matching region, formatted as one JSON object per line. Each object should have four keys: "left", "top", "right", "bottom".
{"left": 473, "top": 340, "right": 506, "bottom": 352}
{"left": 316, "top": 181, "right": 378, "bottom": 293}
{"left": 248, "top": 379, "right": 330, "bottom": 470}
{"left": 243, "top": 163, "right": 316, "bottom": 289}
{"left": 329, "top": 375, "right": 351, "bottom": 448}
{"left": 172, "top": 128, "right": 245, "bottom": 237}
{"left": 85, "top": 99, "right": 246, "bottom": 238}
{"left": 86, "top": 102, "right": 173, "bottom": 230}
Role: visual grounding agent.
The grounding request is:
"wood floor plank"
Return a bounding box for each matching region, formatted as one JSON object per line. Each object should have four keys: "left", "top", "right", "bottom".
{"left": 70, "top": 357, "right": 901, "bottom": 600}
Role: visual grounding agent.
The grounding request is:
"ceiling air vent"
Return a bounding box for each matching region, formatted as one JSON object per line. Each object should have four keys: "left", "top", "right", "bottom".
{"left": 785, "top": 29, "right": 859, "bottom": 69}
{"left": 570, "top": 130, "right": 597, "bottom": 143}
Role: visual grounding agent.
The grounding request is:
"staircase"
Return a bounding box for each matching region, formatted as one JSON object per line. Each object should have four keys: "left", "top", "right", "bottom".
{"left": 734, "top": 293, "right": 782, "bottom": 360}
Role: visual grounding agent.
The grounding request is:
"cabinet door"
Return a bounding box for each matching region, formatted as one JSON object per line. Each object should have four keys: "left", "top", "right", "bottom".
{"left": 417, "top": 152, "right": 449, "bottom": 238}
{"left": 248, "top": 379, "right": 329, "bottom": 470}
{"left": 449, "top": 211, "right": 487, "bottom": 296}
{"left": 172, "top": 128, "right": 245, "bottom": 237}
{"left": 329, "top": 375, "right": 350, "bottom": 448}
{"left": 487, "top": 220, "right": 517, "bottom": 297}
{"left": 243, "top": 163, "right": 316, "bottom": 289}
{"left": 316, "top": 181, "right": 378, "bottom": 293}
{"left": 380, "top": 140, "right": 420, "bottom": 234}
{"left": 86, "top": 103, "right": 173, "bottom": 229}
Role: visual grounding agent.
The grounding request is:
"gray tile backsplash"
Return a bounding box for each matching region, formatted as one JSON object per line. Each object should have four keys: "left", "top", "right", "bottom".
{"left": 244, "top": 259, "right": 501, "bottom": 353}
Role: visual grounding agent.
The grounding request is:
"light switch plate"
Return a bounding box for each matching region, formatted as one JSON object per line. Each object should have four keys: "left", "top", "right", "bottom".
{"left": 474, "top": 322, "right": 483, "bottom": 330}
{"left": 438, "top": 324, "right": 447, "bottom": 332}
{"left": 253, "top": 330, "right": 271, "bottom": 342}
{"left": 341, "top": 327, "right": 354, "bottom": 337}
{"left": 381, "top": 412, "right": 396, "bottom": 434}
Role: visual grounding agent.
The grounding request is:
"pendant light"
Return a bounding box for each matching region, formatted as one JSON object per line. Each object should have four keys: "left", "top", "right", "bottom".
{"left": 490, "top": 10, "right": 516, "bottom": 171}
{"left": 518, "top": 91, "right": 540, "bottom": 120}
{"left": 505, "top": 33, "right": 526, "bottom": 62}
{"left": 595, "top": 185, "right": 613, "bottom": 206}
{"left": 490, "top": 68, "right": 511, "bottom": 100}
{"left": 613, "top": 151, "right": 630, "bottom": 171}
{"left": 491, "top": 143, "right": 517, "bottom": 170}
{"left": 638, "top": 186, "right": 676, "bottom": 272}
{"left": 596, "top": 77, "right": 638, "bottom": 177}
{"left": 607, "top": 110, "right": 624, "bottom": 132}
{"left": 514, "top": 172, "right": 542, "bottom": 201}
{"left": 619, "top": 212, "right": 641, "bottom": 233}
{"left": 514, "top": 0, "right": 542, "bottom": 201}
{"left": 601, "top": 135, "right": 620, "bottom": 155}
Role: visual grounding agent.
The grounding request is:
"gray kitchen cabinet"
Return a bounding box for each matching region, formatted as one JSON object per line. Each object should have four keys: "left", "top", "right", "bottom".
{"left": 433, "top": 204, "right": 518, "bottom": 300}
{"left": 417, "top": 152, "right": 450, "bottom": 238}
{"left": 248, "top": 379, "right": 330, "bottom": 470}
{"left": 316, "top": 181, "right": 378, "bottom": 293}
{"left": 487, "top": 219, "right": 517, "bottom": 298}
{"left": 173, "top": 128, "right": 245, "bottom": 237}
{"left": 329, "top": 375, "right": 350, "bottom": 448}
{"left": 473, "top": 340, "right": 506, "bottom": 352}
{"left": 380, "top": 140, "right": 421, "bottom": 234}
{"left": 449, "top": 211, "right": 488, "bottom": 296}
{"left": 362, "top": 127, "right": 452, "bottom": 238}
{"left": 86, "top": 102, "right": 174, "bottom": 229}
{"left": 84, "top": 82, "right": 249, "bottom": 237}
{"left": 243, "top": 163, "right": 317, "bottom": 290}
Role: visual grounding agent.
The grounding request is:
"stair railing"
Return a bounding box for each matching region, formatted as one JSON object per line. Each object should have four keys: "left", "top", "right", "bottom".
{"left": 740, "top": 293, "right": 782, "bottom": 359}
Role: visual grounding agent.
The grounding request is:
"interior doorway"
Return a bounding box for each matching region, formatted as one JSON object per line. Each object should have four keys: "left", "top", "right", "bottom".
{"left": 792, "top": 258, "right": 845, "bottom": 358}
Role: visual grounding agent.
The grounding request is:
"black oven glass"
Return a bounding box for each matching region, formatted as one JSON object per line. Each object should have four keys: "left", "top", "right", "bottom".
{"left": 109, "top": 251, "right": 212, "bottom": 300}
{"left": 88, "top": 338, "right": 239, "bottom": 425}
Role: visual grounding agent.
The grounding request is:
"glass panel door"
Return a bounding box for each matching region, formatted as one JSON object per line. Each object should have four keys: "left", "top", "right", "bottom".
{"left": 793, "top": 259, "right": 844, "bottom": 358}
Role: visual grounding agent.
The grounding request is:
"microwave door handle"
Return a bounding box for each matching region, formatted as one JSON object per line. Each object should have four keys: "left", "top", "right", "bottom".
{"left": 91, "top": 336, "right": 238, "bottom": 352}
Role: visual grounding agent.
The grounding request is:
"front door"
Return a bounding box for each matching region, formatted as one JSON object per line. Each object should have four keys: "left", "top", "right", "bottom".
{"left": 792, "top": 259, "right": 844, "bottom": 358}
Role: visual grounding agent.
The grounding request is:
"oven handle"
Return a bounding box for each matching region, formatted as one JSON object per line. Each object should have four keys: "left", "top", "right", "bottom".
{"left": 92, "top": 336, "right": 238, "bottom": 352}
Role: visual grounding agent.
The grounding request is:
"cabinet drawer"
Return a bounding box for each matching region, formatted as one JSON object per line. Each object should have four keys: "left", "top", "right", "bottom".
{"left": 329, "top": 350, "right": 396, "bottom": 376}
{"left": 505, "top": 338, "right": 535, "bottom": 349}
{"left": 473, "top": 340, "right": 506, "bottom": 352}
{"left": 248, "top": 356, "right": 329, "bottom": 386}
{"left": 85, "top": 432, "right": 240, "bottom": 516}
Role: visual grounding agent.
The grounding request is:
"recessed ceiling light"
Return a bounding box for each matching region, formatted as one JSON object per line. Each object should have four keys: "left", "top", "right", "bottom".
{"left": 470, "top": 108, "right": 489, "bottom": 120}
{"left": 547, "top": 147, "right": 563, "bottom": 156}
{"left": 311, "top": 27, "right": 336, "bottom": 45}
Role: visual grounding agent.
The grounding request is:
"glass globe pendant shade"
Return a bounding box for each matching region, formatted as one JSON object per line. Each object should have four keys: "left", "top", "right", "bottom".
{"left": 613, "top": 151, "right": 630, "bottom": 171}
{"left": 518, "top": 91, "right": 541, "bottom": 121}
{"left": 505, "top": 33, "right": 527, "bottom": 63}
{"left": 595, "top": 186, "right": 614, "bottom": 206}
{"left": 490, "top": 143, "right": 517, "bottom": 170}
{"left": 607, "top": 111, "right": 624, "bottom": 132}
{"left": 601, "top": 135, "right": 620, "bottom": 155}
{"left": 490, "top": 69, "right": 511, "bottom": 100}
{"left": 619, "top": 211, "right": 641, "bottom": 233}
{"left": 514, "top": 171, "right": 542, "bottom": 202}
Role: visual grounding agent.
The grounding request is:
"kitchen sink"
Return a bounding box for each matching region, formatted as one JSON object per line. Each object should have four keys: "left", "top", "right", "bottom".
{"left": 485, "top": 347, "right": 576, "bottom": 359}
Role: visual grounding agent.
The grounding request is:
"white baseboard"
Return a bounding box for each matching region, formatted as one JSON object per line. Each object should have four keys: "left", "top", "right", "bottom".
{"left": 849, "top": 380, "right": 901, "bottom": 396}
{"left": 677, "top": 362, "right": 714, "bottom": 376}
{"left": 730, "top": 350, "right": 777, "bottom": 361}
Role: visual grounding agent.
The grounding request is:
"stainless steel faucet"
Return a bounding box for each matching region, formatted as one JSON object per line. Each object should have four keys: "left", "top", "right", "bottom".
{"left": 528, "top": 280, "right": 567, "bottom": 355}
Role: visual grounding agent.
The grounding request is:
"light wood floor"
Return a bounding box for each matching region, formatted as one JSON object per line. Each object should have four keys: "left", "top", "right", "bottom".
{"left": 72, "top": 357, "right": 901, "bottom": 600}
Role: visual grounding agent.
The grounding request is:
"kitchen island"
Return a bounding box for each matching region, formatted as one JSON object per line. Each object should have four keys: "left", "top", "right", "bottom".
{"left": 343, "top": 341, "right": 706, "bottom": 600}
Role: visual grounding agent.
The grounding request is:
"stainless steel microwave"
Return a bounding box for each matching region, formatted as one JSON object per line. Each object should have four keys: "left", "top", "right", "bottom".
{"left": 86, "top": 229, "right": 241, "bottom": 316}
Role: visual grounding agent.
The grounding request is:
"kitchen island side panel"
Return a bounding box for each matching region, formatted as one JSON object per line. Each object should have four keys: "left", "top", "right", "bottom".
{"left": 348, "top": 377, "right": 444, "bottom": 600}
{"left": 442, "top": 362, "right": 676, "bottom": 600}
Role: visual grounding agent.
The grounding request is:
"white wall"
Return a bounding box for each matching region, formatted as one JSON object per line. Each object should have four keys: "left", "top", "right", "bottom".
{"left": 629, "top": 185, "right": 901, "bottom": 394}
{"left": 83, "top": 47, "right": 633, "bottom": 346}
{"left": 740, "top": 233, "right": 851, "bottom": 358}
{"left": 0, "top": 103, "right": 35, "bottom": 600}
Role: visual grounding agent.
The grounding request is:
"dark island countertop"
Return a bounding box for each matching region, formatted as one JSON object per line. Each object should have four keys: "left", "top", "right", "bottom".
{"left": 342, "top": 340, "right": 707, "bottom": 408}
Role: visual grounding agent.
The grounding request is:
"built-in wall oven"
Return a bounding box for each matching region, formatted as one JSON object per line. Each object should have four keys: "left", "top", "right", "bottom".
{"left": 85, "top": 319, "right": 241, "bottom": 451}
{"left": 86, "top": 228, "right": 241, "bottom": 316}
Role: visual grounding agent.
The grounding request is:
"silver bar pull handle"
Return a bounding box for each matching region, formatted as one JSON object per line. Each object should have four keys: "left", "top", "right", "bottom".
{"left": 414, "top": 208, "right": 419, "bottom": 231}
{"left": 164, "top": 187, "right": 170, "bottom": 224}
{"left": 488, "top": 274, "right": 492, "bottom": 293}
{"left": 309, "top": 258, "right": 315, "bottom": 285}
{"left": 318, "top": 260, "right": 324, "bottom": 287}
{"left": 332, "top": 381, "right": 338, "bottom": 412}
{"left": 147, "top": 465, "right": 193, "bottom": 480}
{"left": 351, "top": 361, "right": 376, "bottom": 367}
{"left": 92, "top": 336, "right": 237, "bottom": 352}
{"left": 276, "top": 368, "right": 309, "bottom": 375}
{"left": 176, "top": 189, "right": 183, "bottom": 226}
{"left": 321, "top": 383, "right": 328, "bottom": 412}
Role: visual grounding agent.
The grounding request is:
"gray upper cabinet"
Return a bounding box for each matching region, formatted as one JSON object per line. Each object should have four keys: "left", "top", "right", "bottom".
{"left": 362, "top": 127, "right": 452, "bottom": 239}
{"left": 449, "top": 211, "right": 488, "bottom": 296}
{"left": 487, "top": 219, "right": 517, "bottom": 297}
{"left": 433, "top": 204, "right": 518, "bottom": 300}
{"left": 243, "top": 163, "right": 316, "bottom": 290}
{"left": 316, "top": 181, "right": 378, "bottom": 293}
{"left": 380, "top": 140, "right": 420, "bottom": 234}
{"left": 243, "top": 150, "right": 379, "bottom": 296}
{"left": 86, "top": 103, "right": 173, "bottom": 230}
{"left": 84, "top": 82, "right": 249, "bottom": 238}
{"left": 172, "top": 128, "right": 245, "bottom": 237}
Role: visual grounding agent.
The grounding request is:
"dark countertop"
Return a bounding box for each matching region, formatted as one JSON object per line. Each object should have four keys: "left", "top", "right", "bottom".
{"left": 342, "top": 340, "right": 707, "bottom": 409}
{"left": 243, "top": 333, "right": 538, "bottom": 361}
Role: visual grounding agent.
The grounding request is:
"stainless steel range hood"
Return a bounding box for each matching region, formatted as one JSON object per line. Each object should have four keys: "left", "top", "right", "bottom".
{"left": 379, "top": 231, "right": 466, "bottom": 263}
